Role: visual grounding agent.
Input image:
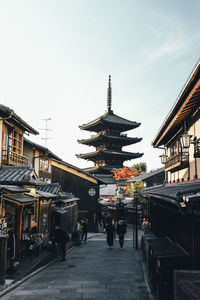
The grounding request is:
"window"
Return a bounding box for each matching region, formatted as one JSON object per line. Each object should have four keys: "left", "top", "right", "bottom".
{"left": 170, "top": 144, "right": 177, "bottom": 157}
{"left": 40, "top": 157, "right": 49, "bottom": 172}
{"left": 3, "top": 126, "right": 22, "bottom": 154}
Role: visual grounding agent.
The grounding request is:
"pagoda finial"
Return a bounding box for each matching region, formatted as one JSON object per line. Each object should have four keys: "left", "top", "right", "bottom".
{"left": 107, "top": 75, "right": 112, "bottom": 113}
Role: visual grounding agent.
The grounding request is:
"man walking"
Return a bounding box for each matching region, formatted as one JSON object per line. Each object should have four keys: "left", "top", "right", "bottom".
{"left": 54, "top": 225, "right": 70, "bottom": 261}
{"left": 116, "top": 218, "right": 127, "bottom": 249}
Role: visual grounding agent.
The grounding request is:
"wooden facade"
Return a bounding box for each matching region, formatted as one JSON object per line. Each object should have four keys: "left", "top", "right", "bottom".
{"left": 51, "top": 159, "right": 102, "bottom": 232}
{"left": 0, "top": 105, "right": 38, "bottom": 167}
{"left": 23, "top": 138, "right": 61, "bottom": 183}
{"left": 144, "top": 60, "right": 200, "bottom": 269}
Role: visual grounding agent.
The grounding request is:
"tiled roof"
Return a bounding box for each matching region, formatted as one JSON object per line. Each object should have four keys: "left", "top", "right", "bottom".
{"left": 95, "top": 174, "right": 116, "bottom": 184}
{"left": 36, "top": 183, "right": 60, "bottom": 195}
{"left": 0, "top": 104, "right": 38, "bottom": 135}
{"left": 4, "top": 194, "right": 37, "bottom": 204}
{"left": 142, "top": 181, "right": 200, "bottom": 200}
{"left": 77, "top": 149, "right": 143, "bottom": 160}
{"left": 128, "top": 167, "right": 165, "bottom": 182}
{"left": 59, "top": 198, "right": 79, "bottom": 204}
{"left": 0, "top": 185, "right": 29, "bottom": 193}
{"left": 24, "top": 138, "right": 62, "bottom": 161}
{"left": 51, "top": 206, "right": 67, "bottom": 214}
{"left": 52, "top": 159, "right": 105, "bottom": 184}
{"left": 0, "top": 166, "right": 36, "bottom": 184}
{"left": 78, "top": 133, "right": 142, "bottom": 146}
{"left": 79, "top": 111, "right": 140, "bottom": 132}
{"left": 36, "top": 190, "right": 57, "bottom": 198}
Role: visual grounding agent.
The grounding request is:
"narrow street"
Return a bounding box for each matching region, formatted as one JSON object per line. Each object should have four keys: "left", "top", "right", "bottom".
{"left": 1, "top": 227, "right": 151, "bottom": 300}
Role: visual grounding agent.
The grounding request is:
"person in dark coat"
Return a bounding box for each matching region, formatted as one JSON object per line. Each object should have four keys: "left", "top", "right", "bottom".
{"left": 54, "top": 225, "right": 70, "bottom": 261}
{"left": 105, "top": 222, "right": 115, "bottom": 248}
{"left": 81, "top": 218, "right": 88, "bottom": 243}
{"left": 116, "top": 218, "right": 127, "bottom": 248}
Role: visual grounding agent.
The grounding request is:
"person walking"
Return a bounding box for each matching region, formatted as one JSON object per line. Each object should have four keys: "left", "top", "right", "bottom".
{"left": 54, "top": 225, "right": 70, "bottom": 261}
{"left": 142, "top": 218, "right": 150, "bottom": 234}
{"left": 75, "top": 220, "right": 82, "bottom": 246}
{"left": 81, "top": 218, "right": 88, "bottom": 243}
{"left": 116, "top": 218, "right": 127, "bottom": 249}
{"left": 105, "top": 221, "right": 115, "bottom": 249}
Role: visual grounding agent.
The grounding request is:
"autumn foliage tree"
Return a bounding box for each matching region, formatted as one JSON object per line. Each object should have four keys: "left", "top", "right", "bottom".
{"left": 112, "top": 163, "right": 146, "bottom": 196}
{"left": 112, "top": 167, "right": 139, "bottom": 180}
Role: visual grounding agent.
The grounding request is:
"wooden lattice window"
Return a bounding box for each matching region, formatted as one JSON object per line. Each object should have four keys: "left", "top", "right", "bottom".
{"left": 40, "top": 157, "right": 49, "bottom": 172}
{"left": 3, "top": 126, "right": 23, "bottom": 154}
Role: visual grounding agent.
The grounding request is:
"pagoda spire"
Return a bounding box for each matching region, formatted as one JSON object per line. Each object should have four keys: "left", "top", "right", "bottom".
{"left": 107, "top": 75, "right": 112, "bottom": 113}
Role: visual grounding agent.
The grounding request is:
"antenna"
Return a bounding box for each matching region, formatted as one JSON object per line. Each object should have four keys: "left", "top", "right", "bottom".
{"left": 39, "top": 118, "right": 52, "bottom": 147}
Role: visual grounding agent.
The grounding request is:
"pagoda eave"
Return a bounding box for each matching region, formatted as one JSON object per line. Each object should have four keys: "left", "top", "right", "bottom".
{"left": 83, "top": 165, "right": 119, "bottom": 174}
{"left": 76, "top": 150, "right": 143, "bottom": 161}
{"left": 79, "top": 112, "right": 141, "bottom": 133}
{"left": 78, "top": 134, "right": 142, "bottom": 146}
{"left": 80, "top": 122, "right": 140, "bottom": 133}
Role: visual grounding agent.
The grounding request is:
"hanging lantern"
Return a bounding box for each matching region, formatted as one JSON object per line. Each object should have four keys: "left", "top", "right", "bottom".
{"left": 180, "top": 120, "right": 191, "bottom": 149}
{"left": 160, "top": 153, "right": 167, "bottom": 164}
{"left": 180, "top": 133, "right": 190, "bottom": 149}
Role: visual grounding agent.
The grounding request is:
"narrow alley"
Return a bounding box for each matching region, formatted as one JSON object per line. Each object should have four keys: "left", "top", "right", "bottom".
{"left": 1, "top": 227, "right": 152, "bottom": 300}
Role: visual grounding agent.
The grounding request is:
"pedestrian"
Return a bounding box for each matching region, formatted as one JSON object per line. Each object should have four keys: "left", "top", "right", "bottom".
{"left": 81, "top": 218, "right": 88, "bottom": 243}
{"left": 116, "top": 218, "right": 127, "bottom": 249}
{"left": 54, "top": 225, "right": 70, "bottom": 261}
{"left": 105, "top": 221, "right": 115, "bottom": 249}
{"left": 103, "top": 212, "right": 107, "bottom": 232}
{"left": 142, "top": 218, "right": 150, "bottom": 234}
{"left": 76, "top": 220, "right": 82, "bottom": 246}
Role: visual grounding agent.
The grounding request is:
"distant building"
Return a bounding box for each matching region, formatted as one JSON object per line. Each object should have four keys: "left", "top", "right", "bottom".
{"left": 128, "top": 167, "right": 165, "bottom": 188}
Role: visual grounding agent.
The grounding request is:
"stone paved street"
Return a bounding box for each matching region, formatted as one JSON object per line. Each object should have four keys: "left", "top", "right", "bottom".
{"left": 1, "top": 227, "right": 152, "bottom": 300}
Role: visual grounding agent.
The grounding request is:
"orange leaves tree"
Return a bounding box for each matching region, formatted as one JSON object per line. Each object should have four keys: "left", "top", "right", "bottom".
{"left": 112, "top": 165, "right": 146, "bottom": 196}
{"left": 112, "top": 167, "right": 139, "bottom": 180}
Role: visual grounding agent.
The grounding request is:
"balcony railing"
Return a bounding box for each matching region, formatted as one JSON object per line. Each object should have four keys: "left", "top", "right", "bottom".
{"left": 165, "top": 152, "right": 189, "bottom": 172}
{"left": 39, "top": 170, "right": 51, "bottom": 179}
{"left": 2, "top": 148, "right": 28, "bottom": 166}
{"left": 194, "top": 138, "right": 200, "bottom": 158}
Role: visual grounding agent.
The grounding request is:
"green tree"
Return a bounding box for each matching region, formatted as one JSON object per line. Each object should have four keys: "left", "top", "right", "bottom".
{"left": 129, "top": 180, "right": 144, "bottom": 197}
{"left": 131, "top": 162, "right": 147, "bottom": 174}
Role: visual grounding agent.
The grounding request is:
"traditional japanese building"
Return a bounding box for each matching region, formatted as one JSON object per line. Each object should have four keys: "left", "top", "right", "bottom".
{"left": 142, "top": 60, "right": 200, "bottom": 270}
{"left": 76, "top": 76, "right": 143, "bottom": 177}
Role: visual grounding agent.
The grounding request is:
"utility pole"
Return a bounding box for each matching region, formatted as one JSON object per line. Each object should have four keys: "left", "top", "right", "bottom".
{"left": 40, "top": 118, "right": 52, "bottom": 147}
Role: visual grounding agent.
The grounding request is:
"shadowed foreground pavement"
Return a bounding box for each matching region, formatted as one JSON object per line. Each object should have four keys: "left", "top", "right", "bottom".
{"left": 1, "top": 228, "right": 152, "bottom": 300}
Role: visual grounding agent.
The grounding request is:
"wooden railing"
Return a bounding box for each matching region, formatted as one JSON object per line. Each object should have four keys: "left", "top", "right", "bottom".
{"left": 194, "top": 138, "right": 200, "bottom": 158}
{"left": 165, "top": 152, "right": 189, "bottom": 172}
{"left": 39, "top": 170, "right": 51, "bottom": 179}
{"left": 2, "top": 148, "right": 28, "bottom": 166}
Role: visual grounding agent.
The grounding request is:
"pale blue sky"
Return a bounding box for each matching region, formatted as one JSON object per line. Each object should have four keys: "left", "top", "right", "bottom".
{"left": 0, "top": 0, "right": 200, "bottom": 171}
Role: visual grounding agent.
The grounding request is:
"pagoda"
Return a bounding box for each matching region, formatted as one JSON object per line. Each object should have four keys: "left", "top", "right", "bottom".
{"left": 76, "top": 76, "right": 143, "bottom": 176}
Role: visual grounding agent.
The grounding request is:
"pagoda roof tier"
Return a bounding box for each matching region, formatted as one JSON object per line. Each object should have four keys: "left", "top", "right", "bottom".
{"left": 79, "top": 111, "right": 140, "bottom": 133}
{"left": 76, "top": 149, "right": 143, "bottom": 162}
{"left": 83, "top": 165, "right": 119, "bottom": 174}
{"left": 78, "top": 133, "right": 142, "bottom": 147}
